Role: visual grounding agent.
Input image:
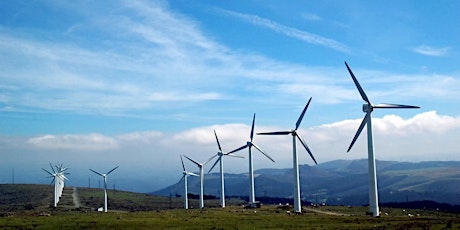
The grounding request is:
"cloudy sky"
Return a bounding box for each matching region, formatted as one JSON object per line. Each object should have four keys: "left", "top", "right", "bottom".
{"left": 0, "top": 0, "right": 459, "bottom": 192}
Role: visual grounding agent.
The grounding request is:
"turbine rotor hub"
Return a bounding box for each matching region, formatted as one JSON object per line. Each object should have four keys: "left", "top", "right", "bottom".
{"left": 363, "top": 104, "right": 373, "bottom": 113}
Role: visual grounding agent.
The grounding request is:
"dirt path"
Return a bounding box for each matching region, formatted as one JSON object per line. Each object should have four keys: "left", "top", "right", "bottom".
{"left": 304, "top": 207, "right": 349, "bottom": 216}
{"left": 72, "top": 187, "right": 81, "bottom": 208}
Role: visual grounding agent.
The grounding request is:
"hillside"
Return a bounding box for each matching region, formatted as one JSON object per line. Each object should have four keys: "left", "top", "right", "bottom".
{"left": 0, "top": 184, "right": 241, "bottom": 213}
{"left": 153, "top": 159, "right": 460, "bottom": 205}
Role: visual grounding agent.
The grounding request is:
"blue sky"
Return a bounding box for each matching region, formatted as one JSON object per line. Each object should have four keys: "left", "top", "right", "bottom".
{"left": 0, "top": 0, "right": 459, "bottom": 192}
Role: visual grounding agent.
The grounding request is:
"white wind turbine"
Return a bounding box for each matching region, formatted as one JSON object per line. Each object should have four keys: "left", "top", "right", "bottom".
{"left": 258, "top": 97, "right": 317, "bottom": 213}
{"left": 345, "top": 61, "right": 420, "bottom": 217}
{"left": 42, "top": 163, "right": 69, "bottom": 207}
{"left": 208, "top": 130, "right": 244, "bottom": 208}
{"left": 183, "top": 155, "right": 214, "bottom": 209}
{"left": 228, "top": 113, "right": 275, "bottom": 205}
{"left": 90, "top": 166, "right": 119, "bottom": 212}
{"left": 179, "top": 155, "right": 199, "bottom": 209}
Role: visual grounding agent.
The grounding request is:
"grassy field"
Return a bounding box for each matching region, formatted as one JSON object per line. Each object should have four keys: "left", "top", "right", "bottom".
{"left": 0, "top": 184, "right": 459, "bottom": 229}
{"left": 0, "top": 205, "right": 458, "bottom": 229}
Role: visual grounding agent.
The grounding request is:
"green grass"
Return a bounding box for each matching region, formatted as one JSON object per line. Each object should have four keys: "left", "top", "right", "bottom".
{"left": 1, "top": 184, "right": 459, "bottom": 229}
{"left": 0, "top": 205, "right": 458, "bottom": 229}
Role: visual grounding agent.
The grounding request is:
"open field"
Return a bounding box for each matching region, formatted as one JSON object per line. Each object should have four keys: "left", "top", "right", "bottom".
{"left": 0, "top": 184, "right": 459, "bottom": 229}
{"left": 0, "top": 205, "right": 459, "bottom": 229}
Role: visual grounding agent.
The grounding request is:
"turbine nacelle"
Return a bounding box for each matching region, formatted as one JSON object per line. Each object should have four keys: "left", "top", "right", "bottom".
{"left": 363, "top": 104, "right": 373, "bottom": 113}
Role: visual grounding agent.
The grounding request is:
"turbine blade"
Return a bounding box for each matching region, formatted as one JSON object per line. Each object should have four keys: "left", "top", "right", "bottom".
{"left": 373, "top": 103, "right": 420, "bottom": 109}
{"left": 180, "top": 155, "right": 186, "bottom": 171}
{"left": 42, "top": 168, "right": 53, "bottom": 176}
{"left": 250, "top": 113, "right": 256, "bottom": 141}
{"left": 214, "top": 129, "right": 223, "bottom": 152}
{"left": 49, "top": 163, "right": 56, "bottom": 174}
{"left": 187, "top": 172, "right": 199, "bottom": 177}
{"left": 295, "top": 97, "right": 312, "bottom": 130}
{"left": 257, "top": 131, "right": 291, "bottom": 135}
{"left": 226, "top": 153, "right": 244, "bottom": 158}
{"left": 89, "top": 169, "right": 104, "bottom": 177}
{"left": 184, "top": 155, "right": 201, "bottom": 167}
{"left": 227, "top": 145, "right": 248, "bottom": 155}
{"left": 106, "top": 166, "right": 119, "bottom": 175}
{"left": 345, "top": 61, "right": 370, "bottom": 104}
{"left": 208, "top": 157, "right": 221, "bottom": 174}
{"left": 347, "top": 113, "right": 370, "bottom": 152}
{"left": 204, "top": 154, "right": 218, "bottom": 165}
{"left": 296, "top": 134, "right": 317, "bottom": 165}
{"left": 252, "top": 144, "right": 275, "bottom": 162}
{"left": 178, "top": 175, "right": 185, "bottom": 184}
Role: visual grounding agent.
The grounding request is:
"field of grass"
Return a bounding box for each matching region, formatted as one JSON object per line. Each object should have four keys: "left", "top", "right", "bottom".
{"left": 0, "top": 184, "right": 459, "bottom": 229}
{"left": 0, "top": 205, "right": 458, "bottom": 229}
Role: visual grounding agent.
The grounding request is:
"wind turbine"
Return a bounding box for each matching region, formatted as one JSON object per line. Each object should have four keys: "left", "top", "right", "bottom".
{"left": 345, "top": 61, "right": 420, "bottom": 217}
{"left": 42, "top": 163, "right": 69, "bottom": 207}
{"left": 258, "top": 97, "right": 317, "bottom": 213}
{"left": 90, "top": 166, "right": 119, "bottom": 212}
{"left": 208, "top": 130, "right": 244, "bottom": 208}
{"left": 183, "top": 155, "right": 214, "bottom": 209}
{"left": 228, "top": 113, "right": 275, "bottom": 205}
{"left": 179, "top": 155, "right": 198, "bottom": 209}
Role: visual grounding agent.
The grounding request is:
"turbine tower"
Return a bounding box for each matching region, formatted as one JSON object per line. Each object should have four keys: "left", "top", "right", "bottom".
{"left": 42, "top": 163, "right": 69, "bottom": 207}
{"left": 179, "top": 155, "right": 198, "bottom": 209}
{"left": 345, "top": 61, "right": 420, "bottom": 217}
{"left": 228, "top": 113, "right": 275, "bottom": 205}
{"left": 258, "top": 97, "right": 317, "bottom": 213}
{"left": 183, "top": 155, "right": 214, "bottom": 209}
{"left": 90, "top": 166, "right": 119, "bottom": 212}
{"left": 208, "top": 130, "right": 244, "bottom": 208}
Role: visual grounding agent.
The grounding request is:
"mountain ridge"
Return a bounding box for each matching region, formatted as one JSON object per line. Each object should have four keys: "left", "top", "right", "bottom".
{"left": 152, "top": 159, "right": 460, "bottom": 205}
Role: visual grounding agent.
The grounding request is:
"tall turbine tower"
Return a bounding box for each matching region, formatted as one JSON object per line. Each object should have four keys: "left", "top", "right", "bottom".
{"left": 179, "top": 155, "right": 198, "bottom": 209}
{"left": 229, "top": 113, "right": 275, "bottom": 205}
{"left": 345, "top": 62, "right": 419, "bottom": 217}
{"left": 208, "top": 130, "right": 244, "bottom": 208}
{"left": 184, "top": 155, "right": 214, "bottom": 209}
{"left": 90, "top": 166, "right": 119, "bottom": 212}
{"left": 258, "top": 97, "right": 317, "bottom": 213}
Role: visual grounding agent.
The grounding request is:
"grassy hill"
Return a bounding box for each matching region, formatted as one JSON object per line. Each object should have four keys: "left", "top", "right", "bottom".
{"left": 0, "top": 184, "right": 243, "bottom": 213}
{"left": 0, "top": 184, "right": 459, "bottom": 229}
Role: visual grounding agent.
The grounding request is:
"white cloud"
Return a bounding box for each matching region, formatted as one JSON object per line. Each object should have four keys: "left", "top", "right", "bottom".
{"left": 1, "top": 1, "right": 458, "bottom": 119}
{"left": 27, "top": 133, "right": 118, "bottom": 151}
{"left": 413, "top": 45, "right": 450, "bottom": 57}
{"left": 220, "top": 9, "right": 349, "bottom": 53}
{"left": 2, "top": 111, "right": 459, "bottom": 191}
{"left": 309, "top": 111, "right": 460, "bottom": 162}
{"left": 301, "top": 13, "right": 322, "bottom": 21}
{"left": 16, "top": 112, "right": 460, "bottom": 163}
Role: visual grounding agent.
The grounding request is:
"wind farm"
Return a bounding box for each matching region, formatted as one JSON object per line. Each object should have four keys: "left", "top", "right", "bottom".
{"left": 42, "top": 163, "right": 69, "bottom": 207}
{"left": 1, "top": 1, "right": 459, "bottom": 228}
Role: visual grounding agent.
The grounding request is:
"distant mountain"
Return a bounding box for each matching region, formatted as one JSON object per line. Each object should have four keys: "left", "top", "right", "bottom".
{"left": 152, "top": 159, "right": 460, "bottom": 205}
